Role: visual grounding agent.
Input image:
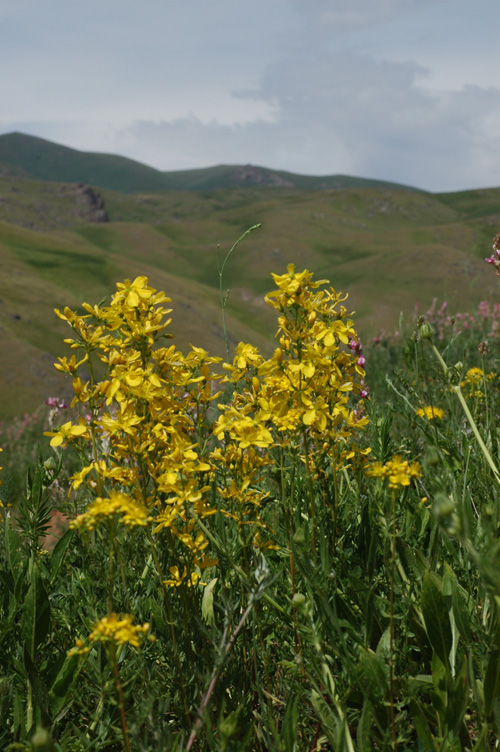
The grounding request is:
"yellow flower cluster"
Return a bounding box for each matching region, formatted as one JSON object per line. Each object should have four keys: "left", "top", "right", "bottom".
{"left": 69, "top": 613, "right": 151, "bottom": 655}
{"left": 366, "top": 456, "right": 421, "bottom": 489}
{"left": 53, "top": 266, "right": 370, "bottom": 584}
{"left": 53, "top": 276, "right": 222, "bottom": 583}
{"left": 416, "top": 406, "right": 444, "bottom": 420}
{"left": 208, "top": 264, "right": 370, "bottom": 533}
{"left": 460, "top": 367, "right": 497, "bottom": 400}
{"left": 70, "top": 490, "right": 152, "bottom": 531}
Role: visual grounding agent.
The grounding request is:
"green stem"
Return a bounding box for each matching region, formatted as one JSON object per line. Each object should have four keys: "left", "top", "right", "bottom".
{"left": 145, "top": 528, "right": 193, "bottom": 726}
{"left": 110, "top": 645, "right": 132, "bottom": 752}
{"left": 389, "top": 490, "right": 398, "bottom": 752}
{"left": 280, "top": 446, "right": 299, "bottom": 652}
{"left": 145, "top": 528, "right": 178, "bottom": 652}
{"left": 431, "top": 344, "right": 500, "bottom": 485}
{"left": 302, "top": 428, "right": 317, "bottom": 561}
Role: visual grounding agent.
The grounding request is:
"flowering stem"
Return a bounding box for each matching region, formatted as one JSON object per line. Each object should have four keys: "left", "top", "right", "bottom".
{"left": 302, "top": 428, "right": 317, "bottom": 560}
{"left": 331, "top": 458, "right": 339, "bottom": 557}
{"left": 389, "top": 489, "right": 398, "bottom": 752}
{"left": 281, "top": 446, "right": 299, "bottom": 652}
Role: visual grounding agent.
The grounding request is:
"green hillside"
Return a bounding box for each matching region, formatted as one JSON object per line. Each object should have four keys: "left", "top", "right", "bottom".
{"left": 0, "top": 132, "right": 169, "bottom": 193}
{"left": 0, "top": 172, "right": 499, "bottom": 419}
{"left": 0, "top": 132, "right": 420, "bottom": 193}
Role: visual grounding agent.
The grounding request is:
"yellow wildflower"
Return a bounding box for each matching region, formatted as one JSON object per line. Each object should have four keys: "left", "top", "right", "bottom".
{"left": 366, "top": 455, "right": 421, "bottom": 488}
{"left": 163, "top": 566, "right": 202, "bottom": 588}
{"left": 71, "top": 491, "right": 152, "bottom": 531}
{"left": 90, "top": 613, "right": 150, "bottom": 647}
{"left": 44, "top": 420, "right": 90, "bottom": 448}
{"left": 416, "top": 406, "right": 444, "bottom": 420}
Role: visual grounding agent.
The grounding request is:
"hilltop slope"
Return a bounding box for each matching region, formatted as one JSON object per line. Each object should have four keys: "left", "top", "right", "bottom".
{"left": 0, "top": 132, "right": 420, "bottom": 193}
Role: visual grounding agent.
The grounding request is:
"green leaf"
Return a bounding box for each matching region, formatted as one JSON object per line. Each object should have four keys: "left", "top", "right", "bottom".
{"left": 357, "top": 648, "right": 387, "bottom": 703}
{"left": 22, "top": 565, "right": 51, "bottom": 659}
{"left": 445, "top": 655, "right": 468, "bottom": 735}
{"left": 279, "top": 696, "right": 299, "bottom": 752}
{"left": 49, "top": 654, "right": 81, "bottom": 718}
{"left": 50, "top": 529, "right": 74, "bottom": 583}
{"left": 13, "top": 686, "right": 24, "bottom": 739}
{"left": 23, "top": 646, "right": 51, "bottom": 728}
{"left": 201, "top": 577, "right": 217, "bottom": 626}
{"left": 451, "top": 576, "right": 471, "bottom": 645}
{"left": 357, "top": 699, "right": 374, "bottom": 751}
{"left": 218, "top": 704, "right": 244, "bottom": 748}
{"left": 5, "top": 515, "right": 22, "bottom": 581}
{"left": 409, "top": 698, "right": 437, "bottom": 751}
{"left": 421, "top": 571, "right": 452, "bottom": 670}
{"left": 484, "top": 622, "right": 500, "bottom": 717}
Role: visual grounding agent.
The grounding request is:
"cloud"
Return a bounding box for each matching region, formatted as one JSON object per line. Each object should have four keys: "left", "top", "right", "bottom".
{"left": 124, "top": 47, "right": 500, "bottom": 191}
{"left": 1, "top": 0, "right": 499, "bottom": 190}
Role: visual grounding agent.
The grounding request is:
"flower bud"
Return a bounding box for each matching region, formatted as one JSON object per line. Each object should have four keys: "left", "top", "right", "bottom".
{"left": 433, "top": 493, "right": 454, "bottom": 518}
{"left": 43, "top": 457, "right": 57, "bottom": 471}
{"left": 419, "top": 322, "right": 435, "bottom": 340}
{"left": 425, "top": 447, "right": 440, "bottom": 467}
{"left": 31, "top": 728, "right": 53, "bottom": 752}
{"left": 292, "top": 593, "right": 306, "bottom": 609}
{"left": 293, "top": 527, "right": 306, "bottom": 545}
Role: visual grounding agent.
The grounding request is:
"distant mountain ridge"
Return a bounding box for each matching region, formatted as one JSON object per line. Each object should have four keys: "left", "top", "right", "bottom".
{"left": 0, "top": 132, "right": 421, "bottom": 194}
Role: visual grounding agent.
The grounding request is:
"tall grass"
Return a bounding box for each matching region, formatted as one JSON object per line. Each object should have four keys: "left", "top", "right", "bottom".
{"left": 2, "top": 232, "right": 500, "bottom": 750}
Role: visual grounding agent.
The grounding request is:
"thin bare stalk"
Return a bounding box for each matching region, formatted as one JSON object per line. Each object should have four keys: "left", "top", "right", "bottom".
{"left": 217, "top": 224, "right": 261, "bottom": 361}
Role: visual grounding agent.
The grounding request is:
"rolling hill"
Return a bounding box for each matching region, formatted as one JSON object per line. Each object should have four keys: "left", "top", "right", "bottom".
{"left": 0, "top": 168, "right": 499, "bottom": 420}
{"left": 0, "top": 132, "right": 421, "bottom": 194}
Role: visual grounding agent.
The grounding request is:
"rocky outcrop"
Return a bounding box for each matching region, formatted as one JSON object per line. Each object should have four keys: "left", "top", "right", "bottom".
{"left": 234, "top": 165, "right": 295, "bottom": 188}
{"left": 73, "top": 182, "right": 109, "bottom": 222}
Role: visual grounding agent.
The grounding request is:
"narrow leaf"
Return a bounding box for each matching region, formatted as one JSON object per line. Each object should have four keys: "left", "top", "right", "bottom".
{"left": 49, "top": 654, "right": 81, "bottom": 717}
{"left": 22, "top": 565, "right": 51, "bottom": 658}
{"left": 445, "top": 655, "right": 468, "bottom": 735}
{"left": 409, "top": 698, "right": 437, "bottom": 751}
{"left": 421, "top": 571, "right": 452, "bottom": 670}
{"left": 357, "top": 648, "right": 387, "bottom": 702}
{"left": 5, "top": 515, "right": 22, "bottom": 579}
{"left": 484, "top": 622, "right": 500, "bottom": 717}
{"left": 23, "top": 645, "right": 51, "bottom": 727}
{"left": 451, "top": 577, "right": 471, "bottom": 645}
{"left": 51, "top": 529, "right": 74, "bottom": 582}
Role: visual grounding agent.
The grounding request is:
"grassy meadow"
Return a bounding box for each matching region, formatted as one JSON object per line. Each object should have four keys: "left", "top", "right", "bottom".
{"left": 1, "top": 156, "right": 500, "bottom": 748}
{"left": 2, "top": 224, "right": 500, "bottom": 749}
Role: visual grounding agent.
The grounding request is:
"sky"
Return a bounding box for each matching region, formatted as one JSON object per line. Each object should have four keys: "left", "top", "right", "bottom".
{"left": 1, "top": 0, "right": 499, "bottom": 192}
